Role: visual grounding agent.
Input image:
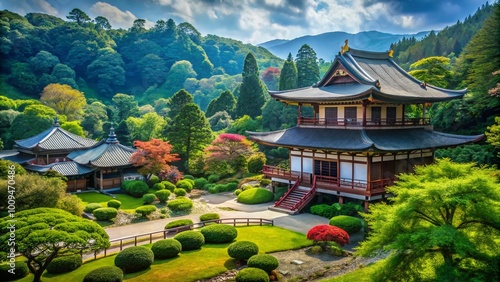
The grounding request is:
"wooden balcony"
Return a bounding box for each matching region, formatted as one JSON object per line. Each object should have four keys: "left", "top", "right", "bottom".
{"left": 263, "top": 165, "right": 394, "bottom": 197}
{"left": 298, "top": 117, "right": 430, "bottom": 127}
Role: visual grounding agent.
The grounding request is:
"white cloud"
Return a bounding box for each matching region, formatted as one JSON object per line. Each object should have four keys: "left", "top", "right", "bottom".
{"left": 34, "top": 0, "right": 58, "bottom": 16}
{"left": 90, "top": 2, "right": 138, "bottom": 29}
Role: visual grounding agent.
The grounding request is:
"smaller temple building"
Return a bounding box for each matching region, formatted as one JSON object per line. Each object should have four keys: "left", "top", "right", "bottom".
{"left": 0, "top": 118, "right": 141, "bottom": 191}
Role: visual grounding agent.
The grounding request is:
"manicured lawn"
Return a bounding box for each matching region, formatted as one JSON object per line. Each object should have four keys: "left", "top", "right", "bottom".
{"left": 19, "top": 226, "right": 312, "bottom": 282}
{"left": 76, "top": 190, "right": 157, "bottom": 212}
{"left": 321, "top": 261, "right": 380, "bottom": 282}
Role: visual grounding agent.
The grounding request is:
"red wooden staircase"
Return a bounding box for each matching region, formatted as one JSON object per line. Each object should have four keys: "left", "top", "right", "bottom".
{"left": 270, "top": 176, "right": 317, "bottom": 215}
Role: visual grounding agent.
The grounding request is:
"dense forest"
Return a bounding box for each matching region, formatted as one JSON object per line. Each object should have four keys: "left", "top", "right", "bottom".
{"left": 0, "top": 2, "right": 499, "bottom": 170}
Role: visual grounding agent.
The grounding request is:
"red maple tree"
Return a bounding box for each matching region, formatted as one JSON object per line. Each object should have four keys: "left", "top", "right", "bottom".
{"left": 129, "top": 138, "right": 180, "bottom": 182}
{"left": 307, "top": 224, "right": 350, "bottom": 247}
{"left": 204, "top": 133, "right": 255, "bottom": 174}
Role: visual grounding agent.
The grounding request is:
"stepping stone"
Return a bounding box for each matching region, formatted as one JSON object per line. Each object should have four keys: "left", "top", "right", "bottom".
{"left": 291, "top": 259, "right": 304, "bottom": 265}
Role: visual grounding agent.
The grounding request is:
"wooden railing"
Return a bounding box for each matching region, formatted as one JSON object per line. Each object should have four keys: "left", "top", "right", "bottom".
{"left": 291, "top": 175, "right": 317, "bottom": 211}
{"left": 262, "top": 165, "right": 299, "bottom": 179}
{"left": 299, "top": 117, "right": 430, "bottom": 127}
{"left": 274, "top": 176, "right": 300, "bottom": 207}
{"left": 88, "top": 218, "right": 274, "bottom": 260}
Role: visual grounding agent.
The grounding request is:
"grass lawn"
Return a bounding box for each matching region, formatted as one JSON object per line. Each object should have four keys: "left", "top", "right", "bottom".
{"left": 19, "top": 226, "right": 312, "bottom": 282}
{"left": 76, "top": 190, "right": 157, "bottom": 212}
{"left": 321, "top": 261, "right": 381, "bottom": 282}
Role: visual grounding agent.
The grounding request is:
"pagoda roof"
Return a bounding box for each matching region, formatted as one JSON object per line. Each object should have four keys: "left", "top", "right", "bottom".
{"left": 67, "top": 127, "right": 136, "bottom": 168}
{"left": 247, "top": 127, "right": 483, "bottom": 152}
{"left": 0, "top": 151, "right": 34, "bottom": 164}
{"left": 25, "top": 161, "right": 96, "bottom": 176}
{"left": 270, "top": 47, "right": 466, "bottom": 104}
{"left": 15, "top": 123, "right": 98, "bottom": 152}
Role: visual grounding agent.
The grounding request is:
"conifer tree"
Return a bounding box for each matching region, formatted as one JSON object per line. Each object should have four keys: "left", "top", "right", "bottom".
{"left": 167, "top": 89, "right": 194, "bottom": 120}
{"left": 279, "top": 53, "right": 298, "bottom": 90}
{"left": 295, "top": 44, "right": 320, "bottom": 88}
{"left": 205, "top": 90, "right": 237, "bottom": 118}
{"left": 235, "top": 53, "right": 267, "bottom": 118}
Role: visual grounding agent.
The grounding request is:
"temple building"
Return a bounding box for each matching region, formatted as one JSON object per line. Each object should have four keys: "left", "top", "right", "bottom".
{"left": 248, "top": 42, "right": 483, "bottom": 214}
{"left": 0, "top": 119, "right": 141, "bottom": 191}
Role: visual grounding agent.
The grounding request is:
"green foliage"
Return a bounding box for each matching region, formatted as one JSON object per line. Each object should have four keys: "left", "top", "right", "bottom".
{"left": 237, "top": 188, "right": 274, "bottom": 204}
{"left": 161, "top": 181, "right": 176, "bottom": 192}
{"left": 153, "top": 182, "right": 165, "bottom": 190}
{"left": 0, "top": 261, "right": 29, "bottom": 281}
{"left": 435, "top": 144, "right": 498, "bottom": 165}
{"left": 46, "top": 254, "right": 82, "bottom": 274}
{"left": 114, "top": 246, "right": 154, "bottom": 273}
{"left": 173, "top": 231, "right": 205, "bottom": 250}
{"left": 93, "top": 207, "right": 118, "bottom": 221}
{"left": 151, "top": 239, "right": 182, "bottom": 259}
{"left": 206, "top": 90, "right": 237, "bottom": 118}
{"left": 227, "top": 241, "right": 259, "bottom": 260}
{"left": 200, "top": 212, "right": 220, "bottom": 221}
{"left": 121, "top": 180, "right": 149, "bottom": 198}
{"left": 176, "top": 179, "right": 194, "bottom": 192}
{"left": 194, "top": 177, "right": 209, "bottom": 189}
{"left": 208, "top": 174, "right": 220, "bottom": 183}
{"left": 295, "top": 44, "right": 320, "bottom": 88}
{"left": 279, "top": 53, "right": 298, "bottom": 90}
{"left": 234, "top": 189, "right": 242, "bottom": 196}
{"left": 85, "top": 203, "right": 103, "bottom": 213}
{"left": 167, "top": 197, "right": 193, "bottom": 211}
{"left": 235, "top": 267, "right": 270, "bottom": 282}
{"left": 247, "top": 153, "right": 267, "bottom": 173}
{"left": 155, "top": 189, "right": 171, "bottom": 203}
{"left": 0, "top": 159, "right": 26, "bottom": 179}
{"left": 201, "top": 224, "right": 238, "bottom": 243}
{"left": 310, "top": 202, "right": 363, "bottom": 218}
{"left": 236, "top": 53, "right": 267, "bottom": 118}
{"left": 174, "top": 188, "right": 187, "bottom": 196}
{"left": 486, "top": 116, "right": 500, "bottom": 157}
{"left": 107, "top": 200, "right": 121, "bottom": 209}
{"left": 329, "top": 216, "right": 363, "bottom": 234}
{"left": 310, "top": 204, "right": 335, "bottom": 218}
{"left": 408, "top": 56, "right": 451, "bottom": 88}
{"left": 56, "top": 195, "right": 84, "bottom": 216}
{"left": 357, "top": 159, "right": 500, "bottom": 282}
{"left": 225, "top": 182, "right": 239, "bottom": 191}
{"left": 135, "top": 205, "right": 157, "bottom": 217}
{"left": 142, "top": 193, "right": 156, "bottom": 204}
{"left": 247, "top": 254, "right": 279, "bottom": 273}
{"left": 165, "top": 219, "right": 194, "bottom": 229}
{"left": 227, "top": 115, "right": 262, "bottom": 136}
{"left": 87, "top": 48, "right": 125, "bottom": 96}
{"left": 208, "top": 185, "right": 220, "bottom": 194}
{"left": 83, "top": 266, "right": 123, "bottom": 282}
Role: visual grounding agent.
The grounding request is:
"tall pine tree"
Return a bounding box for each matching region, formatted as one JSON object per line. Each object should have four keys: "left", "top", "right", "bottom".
{"left": 205, "top": 90, "right": 237, "bottom": 118}
{"left": 235, "top": 53, "right": 267, "bottom": 118}
{"left": 167, "top": 89, "right": 194, "bottom": 120}
{"left": 295, "top": 44, "right": 320, "bottom": 88}
{"left": 279, "top": 53, "right": 298, "bottom": 90}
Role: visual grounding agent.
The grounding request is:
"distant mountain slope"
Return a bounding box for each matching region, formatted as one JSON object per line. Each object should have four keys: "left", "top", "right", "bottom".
{"left": 259, "top": 31, "right": 429, "bottom": 61}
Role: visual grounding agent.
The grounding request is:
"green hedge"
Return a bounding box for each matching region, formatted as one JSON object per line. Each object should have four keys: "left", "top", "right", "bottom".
{"left": 201, "top": 224, "right": 237, "bottom": 243}
{"left": 247, "top": 254, "right": 279, "bottom": 273}
{"left": 194, "top": 177, "right": 208, "bottom": 189}
{"left": 174, "top": 188, "right": 187, "bottom": 196}
{"left": 208, "top": 174, "right": 220, "bottom": 183}
{"left": 155, "top": 189, "right": 171, "bottom": 203}
{"left": 227, "top": 241, "right": 259, "bottom": 260}
{"left": 200, "top": 212, "right": 220, "bottom": 221}
{"left": 247, "top": 153, "right": 266, "bottom": 174}
{"left": 174, "top": 231, "right": 205, "bottom": 250}
{"left": 83, "top": 266, "right": 123, "bottom": 282}
{"left": 161, "top": 181, "right": 176, "bottom": 192}
{"left": 142, "top": 193, "right": 156, "bottom": 204}
{"left": 0, "top": 262, "right": 29, "bottom": 281}
{"left": 151, "top": 239, "right": 182, "bottom": 259}
{"left": 107, "top": 200, "right": 121, "bottom": 209}
{"left": 329, "top": 215, "right": 363, "bottom": 234}
{"left": 165, "top": 219, "right": 193, "bottom": 229}
{"left": 121, "top": 180, "right": 149, "bottom": 198}
{"left": 46, "top": 254, "right": 82, "bottom": 274}
{"left": 235, "top": 267, "right": 270, "bottom": 282}
{"left": 135, "top": 205, "right": 157, "bottom": 217}
{"left": 310, "top": 204, "right": 336, "bottom": 218}
{"left": 167, "top": 197, "right": 193, "bottom": 211}
{"left": 176, "top": 180, "right": 193, "bottom": 192}
{"left": 84, "top": 203, "right": 102, "bottom": 213}
{"left": 114, "top": 246, "right": 154, "bottom": 273}
{"left": 237, "top": 188, "right": 274, "bottom": 204}
{"left": 152, "top": 182, "right": 165, "bottom": 190}
{"left": 208, "top": 185, "right": 219, "bottom": 194}
{"left": 93, "top": 208, "right": 118, "bottom": 221}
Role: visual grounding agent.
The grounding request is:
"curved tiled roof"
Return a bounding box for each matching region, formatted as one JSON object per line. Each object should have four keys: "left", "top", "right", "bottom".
{"left": 68, "top": 142, "right": 136, "bottom": 168}
{"left": 15, "top": 126, "right": 98, "bottom": 151}
{"left": 25, "top": 161, "right": 96, "bottom": 176}
{"left": 270, "top": 48, "right": 466, "bottom": 104}
{"left": 247, "top": 127, "right": 483, "bottom": 152}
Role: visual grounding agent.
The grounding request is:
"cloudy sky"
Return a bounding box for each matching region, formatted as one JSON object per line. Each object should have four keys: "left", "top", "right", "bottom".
{"left": 1, "top": 0, "right": 490, "bottom": 44}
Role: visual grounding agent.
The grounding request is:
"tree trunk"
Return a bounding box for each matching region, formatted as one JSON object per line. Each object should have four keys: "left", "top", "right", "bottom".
{"left": 32, "top": 271, "right": 43, "bottom": 282}
{"left": 441, "top": 249, "right": 454, "bottom": 267}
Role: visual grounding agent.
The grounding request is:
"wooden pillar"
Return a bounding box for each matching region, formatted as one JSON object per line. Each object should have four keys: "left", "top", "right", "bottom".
{"left": 313, "top": 104, "right": 319, "bottom": 118}
{"left": 100, "top": 169, "right": 103, "bottom": 190}
{"left": 362, "top": 100, "right": 367, "bottom": 126}
{"left": 363, "top": 201, "right": 370, "bottom": 211}
{"left": 297, "top": 103, "right": 302, "bottom": 125}
{"left": 338, "top": 196, "right": 344, "bottom": 204}
{"left": 402, "top": 104, "right": 406, "bottom": 125}
{"left": 367, "top": 155, "right": 372, "bottom": 192}
{"left": 46, "top": 154, "right": 49, "bottom": 164}
{"left": 422, "top": 103, "right": 426, "bottom": 121}
{"left": 336, "top": 152, "right": 340, "bottom": 186}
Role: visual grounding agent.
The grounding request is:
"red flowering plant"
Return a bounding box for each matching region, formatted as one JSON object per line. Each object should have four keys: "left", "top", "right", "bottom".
{"left": 307, "top": 224, "right": 350, "bottom": 252}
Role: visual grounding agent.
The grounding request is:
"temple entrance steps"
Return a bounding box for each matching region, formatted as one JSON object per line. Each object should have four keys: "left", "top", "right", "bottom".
{"left": 269, "top": 187, "right": 314, "bottom": 215}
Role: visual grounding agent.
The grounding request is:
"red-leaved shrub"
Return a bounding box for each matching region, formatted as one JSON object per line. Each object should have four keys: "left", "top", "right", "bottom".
{"left": 306, "top": 224, "right": 350, "bottom": 246}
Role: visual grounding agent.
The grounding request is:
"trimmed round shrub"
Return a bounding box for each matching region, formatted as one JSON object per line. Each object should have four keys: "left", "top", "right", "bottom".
{"left": 93, "top": 207, "right": 118, "bottom": 221}
{"left": 225, "top": 182, "right": 238, "bottom": 191}
{"left": 152, "top": 182, "right": 165, "bottom": 190}
{"left": 135, "top": 205, "right": 157, "bottom": 217}
{"left": 234, "top": 189, "right": 242, "bottom": 196}
{"left": 114, "top": 246, "right": 154, "bottom": 273}
{"left": 127, "top": 181, "right": 149, "bottom": 197}
{"left": 107, "top": 200, "right": 121, "bottom": 209}
{"left": 200, "top": 212, "right": 220, "bottom": 221}
{"left": 208, "top": 185, "right": 219, "bottom": 194}
{"left": 310, "top": 204, "right": 336, "bottom": 218}
{"left": 247, "top": 153, "right": 266, "bottom": 174}
{"left": 84, "top": 266, "right": 123, "bottom": 282}
{"left": 84, "top": 203, "right": 102, "bottom": 213}
{"left": 247, "top": 254, "right": 279, "bottom": 273}
{"left": 176, "top": 180, "right": 193, "bottom": 192}
{"left": 208, "top": 174, "right": 220, "bottom": 183}
{"left": 142, "top": 193, "right": 156, "bottom": 204}
{"left": 0, "top": 262, "right": 29, "bottom": 281}
{"left": 237, "top": 188, "right": 274, "bottom": 204}
{"left": 46, "top": 254, "right": 82, "bottom": 274}
{"left": 167, "top": 197, "right": 193, "bottom": 211}
{"left": 227, "top": 241, "right": 259, "bottom": 260}
{"left": 173, "top": 231, "right": 205, "bottom": 250}
{"left": 203, "top": 183, "right": 215, "bottom": 191}
{"left": 194, "top": 177, "right": 208, "bottom": 189}
{"left": 329, "top": 215, "right": 363, "bottom": 234}
{"left": 235, "top": 267, "right": 270, "bottom": 282}
{"left": 148, "top": 175, "right": 160, "bottom": 187}
{"left": 240, "top": 183, "right": 257, "bottom": 191}
{"left": 201, "top": 224, "right": 237, "bottom": 243}
{"left": 260, "top": 178, "right": 272, "bottom": 186}
{"left": 183, "top": 174, "right": 195, "bottom": 180}
{"left": 151, "top": 239, "right": 182, "bottom": 259}
{"left": 155, "top": 189, "right": 171, "bottom": 203}
{"left": 174, "top": 188, "right": 187, "bottom": 196}
{"left": 165, "top": 219, "right": 194, "bottom": 229}
{"left": 161, "top": 181, "right": 176, "bottom": 192}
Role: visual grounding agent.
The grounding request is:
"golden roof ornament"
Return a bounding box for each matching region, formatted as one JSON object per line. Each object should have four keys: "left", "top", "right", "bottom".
{"left": 388, "top": 49, "right": 394, "bottom": 57}
{"left": 340, "top": 39, "right": 349, "bottom": 54}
